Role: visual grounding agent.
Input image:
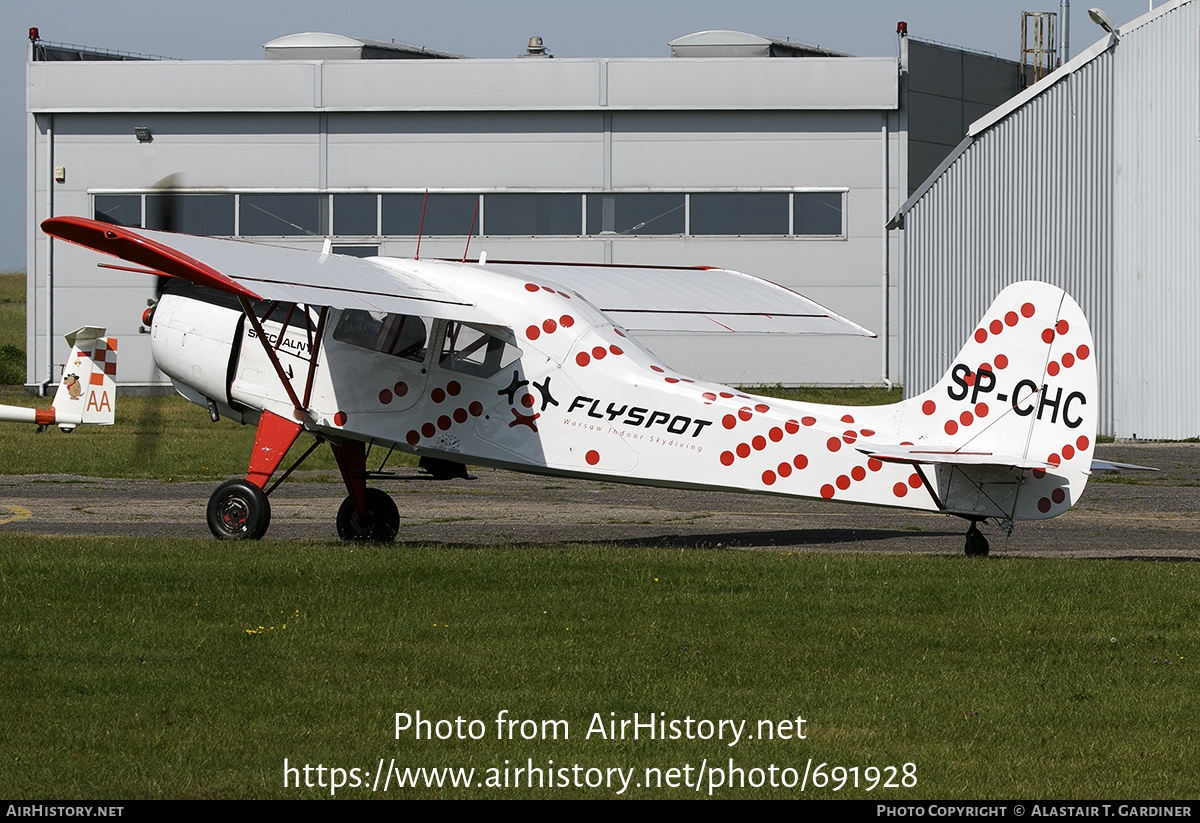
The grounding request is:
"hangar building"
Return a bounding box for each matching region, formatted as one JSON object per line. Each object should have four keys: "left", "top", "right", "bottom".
{"left": 27, "top": 27, "right": 1028, "bottom": 392}
{"left": 893, "top": 0, "right": 1199, "bottom": 439}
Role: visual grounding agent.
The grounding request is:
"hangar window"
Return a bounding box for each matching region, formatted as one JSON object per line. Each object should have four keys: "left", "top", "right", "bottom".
{"left": 333, "top": 194, "right": 378, "bottom": 236}
{"left": 241, "top": 194, "right": 329, "bottom": 236}
{"left": 145, "top": 193, "right": 235, "bottom": 236}
{"left": 439, "top": 322, "right": 521, "bottom": 379}
{"left": 794, "top": 192, "right": 844, "bottom": 236}
{"left": 484, "top": 193, "right": 581, "bottom": 236}
{"left": 382, "top": 193, "right": 479, "bottom": 236}
{"left": 333, "top": 310, "right": 430, "bottom": 363}
{"left": 586, "top": 193, "right": 685, "bottom": 235}
{"left": 91, "top": 189, "right": 845, "bottom": 240}
{"left": 94, "top": 195, "right": 142, "bottom": 228}
{"left": 332, "top": 245, "right": 379, "bottom": 258}
{"left": 689, "top": 193, "right": 789, "bottom": 235}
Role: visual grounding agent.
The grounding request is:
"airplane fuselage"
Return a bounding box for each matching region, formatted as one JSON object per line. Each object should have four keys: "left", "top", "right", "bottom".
{"left": 150, "top": 260, "right": 1096, "bottom": 526}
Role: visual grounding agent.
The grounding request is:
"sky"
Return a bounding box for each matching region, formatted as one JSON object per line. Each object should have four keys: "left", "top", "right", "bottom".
{"left": 4, "top": 0, "right": 1161, "bottom": 269}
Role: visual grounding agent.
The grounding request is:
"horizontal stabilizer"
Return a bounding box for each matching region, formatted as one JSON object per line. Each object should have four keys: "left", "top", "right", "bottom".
{"left": 860, "top": 443, "right": 1055, "bottom": 471}
{"left": 1090, "top": 459, "right": 1158, "bottom": 472}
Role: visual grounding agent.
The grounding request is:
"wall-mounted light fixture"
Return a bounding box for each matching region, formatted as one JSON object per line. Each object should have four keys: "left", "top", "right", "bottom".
{"left": 134, "top": 126, "right": 153, "bottom": 143}
{"left": 1088, "top": 7, "right": 1121, "bottom": 39}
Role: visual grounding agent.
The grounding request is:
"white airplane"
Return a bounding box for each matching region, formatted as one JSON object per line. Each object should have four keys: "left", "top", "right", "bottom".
{"left": 44, "top": 215, "right": 1116, "bottom": 555}
{"left": 0, "top": 326, "right": 116, "bottom": 433}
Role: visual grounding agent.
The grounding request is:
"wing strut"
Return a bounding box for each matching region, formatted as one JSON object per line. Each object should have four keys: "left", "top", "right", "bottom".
{"left": 302, "top": 307, "right": 329, "bottom": 409}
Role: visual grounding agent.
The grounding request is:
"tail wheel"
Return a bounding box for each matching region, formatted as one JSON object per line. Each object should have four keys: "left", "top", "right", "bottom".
{"left": 337, "top": 488, "right": 400, "bottom": 542}
{"left": 207, "top": 479, "right": 271, "bottom": 540}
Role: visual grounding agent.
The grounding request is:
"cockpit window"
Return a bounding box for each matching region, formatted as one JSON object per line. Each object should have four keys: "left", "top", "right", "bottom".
{"left": 439, "top": 322, "right": 521, "bottom": 378}
{"left": 333, "top": 310, "right": 429, "bottom": 363}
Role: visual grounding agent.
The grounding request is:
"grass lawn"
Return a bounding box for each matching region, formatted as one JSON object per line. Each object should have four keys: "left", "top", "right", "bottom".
{"left": 1, "top": 536, "right": 1196, "bottom": 799}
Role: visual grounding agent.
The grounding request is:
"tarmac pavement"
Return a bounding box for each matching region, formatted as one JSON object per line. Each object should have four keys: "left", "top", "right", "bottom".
{"left": 0, "top": 443, "right": 1195, "bottom": 559}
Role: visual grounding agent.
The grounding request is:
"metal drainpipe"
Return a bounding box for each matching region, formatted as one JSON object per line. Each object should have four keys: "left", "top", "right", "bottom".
{"left": 881, "top": 115, "right": 892, "bottom": 390}
{"left": 43, "top": 115, "right": 54, "bottom": 396}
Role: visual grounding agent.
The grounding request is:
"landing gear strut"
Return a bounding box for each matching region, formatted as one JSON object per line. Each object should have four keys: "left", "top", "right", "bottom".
{"left": 206, "top": 410, "right": 304, "bottom": 540}
{"left": 331, "top": 439, "right": 399, "bottom": 543}
{"left": 964, "top": 521, "right": 989, "bottom": 556}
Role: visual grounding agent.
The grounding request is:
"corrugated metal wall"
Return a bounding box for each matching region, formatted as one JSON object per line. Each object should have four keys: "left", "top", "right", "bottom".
{"left": 901, "top": 0, "right": 1199, "bottom": 438}
{"left": 1111, "top": 2, "right": 1200, "bottom": 438}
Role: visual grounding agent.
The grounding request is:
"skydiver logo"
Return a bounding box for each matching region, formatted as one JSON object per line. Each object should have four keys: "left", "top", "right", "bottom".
{"left": 947, "top": 365, "right": 1086, "bottom": 428}
{"left": 568, "top": 395, "right": 713, "bottom": 438}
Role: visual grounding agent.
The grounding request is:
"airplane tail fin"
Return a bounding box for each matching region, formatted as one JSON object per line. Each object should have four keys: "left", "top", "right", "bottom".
{"left": 52, "top": 327, "right": 117, "bottom": 430}
{"left": 868, "top": 282, "right": 1096, "bottom": 521}
{"left": 0, "top": 327, "right": 117, "bottom": 432}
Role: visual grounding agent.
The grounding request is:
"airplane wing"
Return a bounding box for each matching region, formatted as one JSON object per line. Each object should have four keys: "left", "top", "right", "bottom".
{"left": 43, "top": 217, "right": 872, "bottom": 336}
{"left": 41, "top": 217, "right": 489, "bottom": 322}
{"left": 484, "top": 261, "right": 876, "bottom": 337}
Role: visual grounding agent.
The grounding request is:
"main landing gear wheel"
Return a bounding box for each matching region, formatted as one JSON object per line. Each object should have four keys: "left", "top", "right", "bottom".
{"left": 964, "top": 523, "right": 990, "bottom": 557}
{"left": 337, "top": 488, "right": 400, "bottom": 542}
{"left": 207, "top": 479, "right": 271, "bottom": 540}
